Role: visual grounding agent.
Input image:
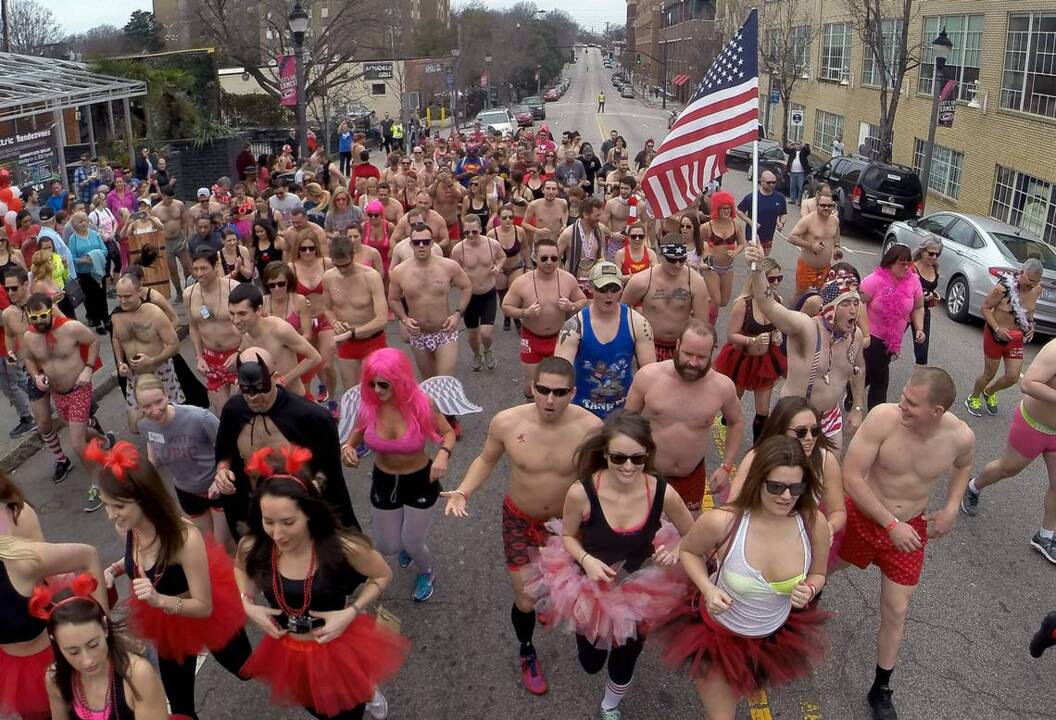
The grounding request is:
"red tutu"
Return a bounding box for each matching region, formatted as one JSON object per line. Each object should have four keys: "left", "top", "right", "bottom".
{"left": 127, "top": 538, "right": 246, "bottom": 661}
{"left": 0, "top": 644, "right": 53, "bottom": 720}
{"left": 714, "top": 343, "right": 787, "bottom": 391}
{"left": 654, "top": 590, "right": 829, "bottom": 696}
{"left": 243, "top": 613, "right": 410, "bottom": 716}
{"left": 522, "top": 520, "right": 691, "bottom": 649}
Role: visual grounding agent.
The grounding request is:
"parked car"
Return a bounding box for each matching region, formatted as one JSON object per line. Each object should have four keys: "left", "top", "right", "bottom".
{"left": 543, "top": 88, "right": 561, "bottom": 102}
{"left": 882, "top": 212, "right": 1056, "bottom": 334}
{"left": 725, "top": 138, "right": 784, "bottom": 170}
{"left": 511, "top": 104, "right": 533, "bottom": 127}
{"left": 522, "top": 96, "right": 546, "bottom": 120}
{"left": 475, "top": 108, "right": 516, "bottom": 135}
{"left": 806, "top": 157, "right": 923, "bottom": 229}
{"left": 620, "top": 85, "right": 635, "bottom": 98}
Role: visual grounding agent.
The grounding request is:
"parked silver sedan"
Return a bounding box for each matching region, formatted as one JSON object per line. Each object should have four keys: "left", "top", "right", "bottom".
{"left": 882, "top": 212, "right": 1056, "bottom": 335}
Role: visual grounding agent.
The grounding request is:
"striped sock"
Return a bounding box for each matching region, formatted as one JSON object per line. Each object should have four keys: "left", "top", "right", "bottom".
{"left": 601, "top": 678, "right": 631, "bottom": 711}
{"left": 41, "top": 431, "right": 68, "bottom": 463}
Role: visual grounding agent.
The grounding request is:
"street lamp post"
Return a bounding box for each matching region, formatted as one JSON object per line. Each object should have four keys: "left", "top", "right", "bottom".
{"left": 920, "top": 28, "right": 953, "bottom": 211}
{"left": 451, "top": 48, "right": 461, "bottom": 130}
{"left": 287, "top": 0, "right": 310, "bottom": 161}
{"left": 485, "top": 54, "right": 492, "bottom": 109}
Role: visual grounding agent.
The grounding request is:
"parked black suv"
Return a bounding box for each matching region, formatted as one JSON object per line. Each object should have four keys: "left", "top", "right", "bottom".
{"left": 806, "top": 157, "right": 924, "bottom": 229}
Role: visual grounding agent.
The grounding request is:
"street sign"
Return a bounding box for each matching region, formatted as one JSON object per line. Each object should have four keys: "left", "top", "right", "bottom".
{"left": 363, "top": 61, "right": 394, "bottom": 80}
{"left": 446, "top": 73, "right": 455, "bottom": 90}
{"left": 770, "top": 90, "right": 780, "bottom": 104}
{"left": 790, "top": 110, "right": 805, "bottom": 127}
{"left": 425, "top": 63, "right": 444, "bottom": 74}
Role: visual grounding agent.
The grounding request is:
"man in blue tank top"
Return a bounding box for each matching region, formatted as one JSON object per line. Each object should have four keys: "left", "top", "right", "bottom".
{"left": 555, "top": 261, "right": 657, "bottom": 418}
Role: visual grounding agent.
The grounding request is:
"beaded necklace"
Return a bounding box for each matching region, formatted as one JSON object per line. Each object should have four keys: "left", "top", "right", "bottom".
{"left": 72, "top": 667, "right": 114, "bottom": 720}
{"left": 270, "top": 544, "right": 317, "bottom": 617}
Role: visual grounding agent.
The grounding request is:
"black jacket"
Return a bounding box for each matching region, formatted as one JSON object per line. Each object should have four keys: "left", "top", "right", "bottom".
{"left": 784, "top": 145, "right": 812, "bottom": 175}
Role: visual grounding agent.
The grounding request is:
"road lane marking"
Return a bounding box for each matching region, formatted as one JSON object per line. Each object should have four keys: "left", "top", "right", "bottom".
{"left": 748, "top": 690, "right": 774, "bottom": 719}
{"left": 801, "top": 700, "right": 824, "bottom": 719}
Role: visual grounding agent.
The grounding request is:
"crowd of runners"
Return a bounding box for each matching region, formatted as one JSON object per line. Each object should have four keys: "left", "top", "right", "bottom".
{"left": 1, "top": 85, "right": 1056, "bottom": 720}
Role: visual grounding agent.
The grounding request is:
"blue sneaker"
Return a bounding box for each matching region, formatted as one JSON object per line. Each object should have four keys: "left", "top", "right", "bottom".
{"left": 412, "top": 570, "right": 435, "bottom": 602}
{"left": 398, "top": 550, "right": 412, "bottom": 568}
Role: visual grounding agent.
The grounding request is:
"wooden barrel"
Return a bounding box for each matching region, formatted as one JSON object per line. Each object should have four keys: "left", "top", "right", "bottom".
{"left": 126, "top": 226, "right": 172, "bottom": 298}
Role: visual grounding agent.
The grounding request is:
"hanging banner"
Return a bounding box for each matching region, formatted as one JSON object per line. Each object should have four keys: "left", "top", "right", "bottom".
{"left": 277, "top": 54, "right": 298, "bottom": 108}
{"left": 0, "top": 124, "right": 60, "bottom": 190}
{"left": 937, "top": 79, "right": 957, "bottom": 128}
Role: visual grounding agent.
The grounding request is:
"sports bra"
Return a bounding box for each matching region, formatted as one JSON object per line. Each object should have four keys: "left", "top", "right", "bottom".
{"left": 742, "top": 297, "right": 775, "bottom": 336}
{"left": 294, "top": 267, "right": 324, "bottom": 298}
{"left": 496, "top": 226, "right": 522, "bottom": 258}
{"left": 363, "top": 421, "right": 427, "bottom": 455}
{"left": 0, "top": 558, "right": 47, "bottom": 644}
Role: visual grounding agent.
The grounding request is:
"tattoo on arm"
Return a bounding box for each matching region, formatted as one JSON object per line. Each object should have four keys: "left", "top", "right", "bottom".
{"left": 558, "top": 314, "right": 581, "bottom": 345}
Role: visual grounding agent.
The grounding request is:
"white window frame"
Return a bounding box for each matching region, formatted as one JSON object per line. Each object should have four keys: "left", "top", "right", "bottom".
{"left": 912, "top": 138, "right": 963, "bottom": 199}
{"left": 1001, "top": 11, "right": 1056, "bottom": 119}
{"left": 787, "top": 102, "right": 805, "bottom": 143}
{"left": 919, "top": 14, "right": 983, "bottom": 101}
{"left": 862, "top": 19, "right": 902, "bottom": 87}
{"left": 820, "top": 22, "right": 851, "bottom": 81}
{"left": 858, "top": 122, "right": 882, "bottom": 159}
{"left": 992, "top": 166, "right": 1056, "bottom": 244}
{"left": 813, "top": 109, "right": 844, "bottom": 153}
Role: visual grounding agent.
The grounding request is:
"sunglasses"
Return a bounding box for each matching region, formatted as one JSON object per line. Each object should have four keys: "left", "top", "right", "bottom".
{"left": 764, "top": 480, "right": 808, "bottom": 497}
{"left": 411, "top": 238, "right": 432, "bottom": 247}
{"left": 299, "top": 246, "right": 316, "bottom": 253}
{"left": 465, "top": 229, "right": 481, "bottom": 236}
{"left": 534, "top": 383, "right": 572, "bottom": 397}
{"left": 664, "top": 256, "right": 686, "bottom": 264}
{"left": 265, "top": 281, "right": 287, "bottom": 289}
{"left": 768, "top": 274, "right": 785, "bottom": 284}
{"left": 500, "top": 214, "right": 514, "bottom": 220}
{"left": 537, "top": 254, "right": 559, "bottom": 263}
{"left": 27, "top": 310, "right": 51, "bottom": 322}
{"left": 789, "top": 424, "right": 821, "bottom": 439}
{"left": 3, "top": 285, "right": 19, "bottom": 293}
{"left": 629, "top": 233, "right": 646, "bottom": 239}
{"left": 817, "top": 203, "right": 835, "bottom": 209}
{"left": 370, "top": 380, "right": 391, "bottom": 390}
{"left": 607, "top": 452, "right": 648, "bottom": 466}
{"left": 368, "top": 212, "right": 383, "bottom": 218}
{"left": 925, "top": 250, "right": 941, "bottom": 258}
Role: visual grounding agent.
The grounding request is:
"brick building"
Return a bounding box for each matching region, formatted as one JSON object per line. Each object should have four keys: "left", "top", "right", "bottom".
{"left": 764, "top": 1, "right": 1056, "bottom": 243}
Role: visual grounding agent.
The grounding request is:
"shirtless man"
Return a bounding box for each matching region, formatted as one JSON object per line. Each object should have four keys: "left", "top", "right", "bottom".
{"left": 557, "top": 197, "right": 608, "bottom": 294}
{"left": 837, "top": 367, "right": 974, "bottom": 720}
{"left": 150, "top": 186, "right": 192, "bottom": 289}
{"left": 502, "top": 237, "right": 588, "bottom": 397}
{"left": 376, "top": 182, "right": 403, "bottom": 225}
{"left": 965, "top": 259, "right": 1043, "bottom": 417}
{"left": 21, "top": 292, "right": 112, "bottom": 512}
{"left": 452, "top": 214, "right": 505, "bottom": 371}
{"left": 388, "top": 223, "right": 472, "bottom": 378}
{"left": 228, "top": 283, "right": 321, "bottom": 396}
{"left": 111, "top": 274, "right": 183, "bottom": 431}
{"left": 281, "top": 207, "right": 329, "bottom": 263}
{"left": 390, "top": 210, "right": 446, "bottom": 268}
{"left": 746, "top": 243, "right": 864, "bottom": 448}
{"left": 600, "top": 176, "right": 640, "bottom": 239}
{"left": 187, "top": 187, "right": 220, "bottom": 228}
{"left": 321, "top": 234, "right": 388, "bottom": 388}
{"left": 626, "top": 320, "right": 743, "bottom": 512}
{"left": 184, "top": 246, "right": 242, "bottom": 414}
{"left": 605, "top": 156, "right": 633, "bottom": 192}
{"left": 441, "top": 357, "right": 601, "bottom": 694}
{"left": 621, "top": 239, "right": 711, "bottom": 361}
{"left": 430, "top": 166, "right": 466, "bottom": 254}
{"left": 523, "top": 180, "right": 568, "bottom": 244}
{"left": 787, "top": 191, "right": 842, "bottom": 296}
{"left": 391, "top": 191, "right": 450, "bottom": 247}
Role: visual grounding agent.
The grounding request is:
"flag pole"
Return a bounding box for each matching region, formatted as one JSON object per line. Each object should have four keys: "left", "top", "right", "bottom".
{"left": 750, "top": 136, "right": 759, "bottom": 271}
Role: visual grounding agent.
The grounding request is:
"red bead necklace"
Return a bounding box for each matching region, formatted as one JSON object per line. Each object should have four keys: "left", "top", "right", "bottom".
{"left": 132, "top": 529, "right": 165, "bottom": 587}
{"left": 270, "top": 543, "right": 316, "bottom": 618}
{"left": 72, "top": 666, "right": 115, "bottom": 720}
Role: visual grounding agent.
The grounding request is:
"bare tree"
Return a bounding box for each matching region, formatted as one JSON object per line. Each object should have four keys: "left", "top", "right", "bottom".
{"left": 8, "top": 0, "right": 63, "bottom": 55}
{"left": 759, "top": 0, "right": 818, "bottom": 145}
{"left": 65, "top": 24, "right": 130, "bottom": 58}
{"left": 844, "top": 0, "right": 922, "bottom": 161}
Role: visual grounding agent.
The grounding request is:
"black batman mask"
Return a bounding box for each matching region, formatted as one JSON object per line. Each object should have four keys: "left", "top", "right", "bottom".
{"left": 236, "top": 353, "right": 272, "bottom": 397}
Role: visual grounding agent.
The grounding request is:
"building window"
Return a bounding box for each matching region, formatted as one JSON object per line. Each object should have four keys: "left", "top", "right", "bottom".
{"left": 1002, "top": 12, "right": 1056, "bottom": 119}
{"left": 787, "top": 102, "right": 805, "bottom": 143}
{"left": 912, "top": 138, "right": 963, "bottom": 199}
{"left": 820, "top": 22, "right": 851, "bottom": 81}
{"left": 371, "top": 83, "right": 386, "bottom": 95}
{"left": 813, "top": 109, "right": 844, "bottom": 152}
{"left": 992, "top": 166, "right": 1056, "bottom": 244}
{"left": 862, "top": 19, "right": 902, "bottom": 87}
{"left": 320, "top": 6, "right": 328, "bottom": 17}
{"left": 859, "top": 122, "right": 882, "bottom": 159}
{"left": 792, "top": 26, "right": 812, "bottom": 75}
{"left": 918, "top": 14, "right": 983, "bottom": 100}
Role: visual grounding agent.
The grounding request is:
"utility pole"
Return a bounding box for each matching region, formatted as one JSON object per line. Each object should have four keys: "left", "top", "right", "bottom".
{"left": 1, "top": 0, "right": 10, "bottom": 53}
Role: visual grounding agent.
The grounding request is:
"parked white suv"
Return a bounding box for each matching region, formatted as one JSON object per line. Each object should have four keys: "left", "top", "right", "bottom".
{"left": 475, "top": 109, "right": 515, "bottom": 135}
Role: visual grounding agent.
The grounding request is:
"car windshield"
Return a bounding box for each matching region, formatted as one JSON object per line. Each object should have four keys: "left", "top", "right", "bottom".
{"left": 861, "top": 166, "right": 922, "bottom": 196}
{"left": 477, "top": 112, "right": 509, "bottom": 125}
{"left": 523, "top": 97, "right": 542, "bottom": 105}
{"left": 512, "top": 105, "right": 529, "bottom": 114}
{"left": 992, "top": 233, "right": 1056, "bottom": 271}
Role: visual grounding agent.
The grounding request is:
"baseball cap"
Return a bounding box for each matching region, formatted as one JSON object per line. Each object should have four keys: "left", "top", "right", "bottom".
{"left": 38, "top": 207, "right": 54, "bottom": 221}
{"left": 137, "top": 197, "right": 151, "bottom": 207}
{"left": 197, "top": 187, "right": 210, "bottom": 198}
{"left": 589, "top": 261, "right": 623, "bottom": 291}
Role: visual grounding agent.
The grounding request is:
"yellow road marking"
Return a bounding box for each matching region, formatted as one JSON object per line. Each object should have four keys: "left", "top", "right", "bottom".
{"left": 748, "top": 690, "right": 773, "bottom": 719}
{"left": 595, "top": 111, "right": 607, "bottom": 143}
{"left": 801, "top": 700, "right": 824, "bottom": 720}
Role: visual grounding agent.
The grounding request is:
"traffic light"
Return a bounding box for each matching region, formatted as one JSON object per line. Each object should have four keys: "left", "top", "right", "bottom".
{"left": 636, "top": 54, "right": 642, "bottom": 65}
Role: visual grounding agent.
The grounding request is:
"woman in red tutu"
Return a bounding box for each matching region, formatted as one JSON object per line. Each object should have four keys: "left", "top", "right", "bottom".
{"left": 714, "top": 257, "right": 788, "bottom": 441}
{"left": 654, "top": 435, "right": 831, "bottom": 720}
{"left": 0, "top": 535, "right": 106, "bottom": 720}
{"left": 40, "top": 574, "right": 171, "bottom": 719}
{"left": 88, "top": 439, "right": 251, "bottom": 719}
{"left": 526, "top": 412, "right": 694, "bottom": 719}
{"left": 236, "top": 445, "right": 410, "bottom": 720}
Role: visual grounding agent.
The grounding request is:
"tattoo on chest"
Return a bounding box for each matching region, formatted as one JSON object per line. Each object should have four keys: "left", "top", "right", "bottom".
{"left": 516, "top": 433, "right": 527, "bottom": 444}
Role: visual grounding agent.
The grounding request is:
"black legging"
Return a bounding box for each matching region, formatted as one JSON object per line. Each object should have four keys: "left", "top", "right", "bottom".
{"left": 157, "top": 629, "right": 252, "bottom": 719}
{"left": 77, "top": 273, "right": 108, "bottom": 327}
{"left": 339, "top": 151, "right": 352, "bottom": 175}
{"left": 863, "top": 335, "right": 894, "bottom": 409}
{"left": 913, "top": 307, "right": 932, "bottom": 365}
{"left": 576, "top": 633, "right": 645, "bottom": 685}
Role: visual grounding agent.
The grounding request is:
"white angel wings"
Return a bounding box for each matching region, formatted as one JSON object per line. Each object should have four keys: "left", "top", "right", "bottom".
{"left": 337, "top": 375, "right": 482, "bottom": 442}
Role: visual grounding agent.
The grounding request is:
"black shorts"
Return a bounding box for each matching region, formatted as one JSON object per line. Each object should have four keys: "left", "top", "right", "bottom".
{"left": 175, "top": 486, "right": 225, "bottom": 518}
{"left": 370, "top": 462, "right": 439, "bottom": 510}
{"left": 464, "top": 289, "right": 498, "bottom": 329}
{"left": 23, "top": 372, "right": 47, "bottom": 402}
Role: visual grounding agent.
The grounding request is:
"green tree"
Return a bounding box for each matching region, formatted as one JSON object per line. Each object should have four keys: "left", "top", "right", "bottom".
{"left": 123, "top": 10, "right": 165, "bottom": 52}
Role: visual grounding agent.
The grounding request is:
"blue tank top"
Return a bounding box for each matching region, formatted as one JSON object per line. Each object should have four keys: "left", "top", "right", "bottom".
{"left": 573, "top": 305, "right": 635, "bottom": 419}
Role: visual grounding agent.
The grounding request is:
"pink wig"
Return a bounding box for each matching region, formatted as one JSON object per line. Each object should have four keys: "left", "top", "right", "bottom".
{"left": 355, "top": 348, "right": 441, "bottom": 442}
{"left": 365, "top": 199, "right": 384, "bottom": 215}
{"left": 710, "top": 191, "right": 736, "bottom": 220}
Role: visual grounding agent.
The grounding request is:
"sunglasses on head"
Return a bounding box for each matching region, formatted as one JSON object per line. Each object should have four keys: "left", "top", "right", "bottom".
{"left": 768, "top": 274, "right": 785, "bottom": 284}
{"left": 411, "top": 238, "right": 432, "bottom": 247}
{"left": 607, "top": 452, "right": 648, "bottom": 466}
{"left": 764, "top": 480, "right": 807, "bottom": 497}
{"left": 265, "top": 281, "right": 287, "bottom": 289}
{"left": 534, "top": 383, "right": 572, "bottom": 397}
{"left": 789, "top": 424, "right": 821, "bottom": 439}
{"left": 370, "top": 379, "right": 391, "bottom": 390}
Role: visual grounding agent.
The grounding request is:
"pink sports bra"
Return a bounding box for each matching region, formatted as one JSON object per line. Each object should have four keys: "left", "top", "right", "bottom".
{"left": 364, "top": 422, "right": 426, "bottom": 454}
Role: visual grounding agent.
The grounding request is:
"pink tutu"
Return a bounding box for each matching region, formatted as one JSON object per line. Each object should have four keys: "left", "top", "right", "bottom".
{"left": 522, "top": 520, "right": 690, "bottom": 649}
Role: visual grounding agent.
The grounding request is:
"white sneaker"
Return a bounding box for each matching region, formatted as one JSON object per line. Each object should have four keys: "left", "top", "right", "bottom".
{"left": 366, "top": 690, "right": 389, "bottom": 719}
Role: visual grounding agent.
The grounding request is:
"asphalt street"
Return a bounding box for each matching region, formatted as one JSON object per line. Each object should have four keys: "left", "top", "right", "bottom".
{"left": 11, "top": 47, "right": 1055, "bottom": 720}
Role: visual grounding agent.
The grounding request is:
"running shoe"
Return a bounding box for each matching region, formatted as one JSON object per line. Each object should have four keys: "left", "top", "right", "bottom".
{"left": 600, "top": 708, "right": 622, "bottom": 720}
{"left": 398, "top": 550, "right": 412, "bottom": 568}
{"left": 471, "top": 352, "right": 482, "bottom": 371}
{"left": 867, "top": 685, "right": 897, "bottom": 720}
{"left": 9, "top": 417, "right": 36, "bottom": 439}
{"left": 412, "top": 570, "right": 435, "bottom": 602}
{"left": 519, "top": 653, "right": 548, "bottom": 695}
{"left": 483, "top": 347, "right": 497, "bottom": 370}
{"left": 104, "top": 431, "right": 117, "bottom": 450}
{"left": 1030, "top": 611, "right": 1056, "bottom": 658}
{"left": 84, "top": 485, "right": 103, "bottom": 513}
{"left": 983, "top": 391, "right": 998, "bottom": 415}
{"left": 964, "top": 395, "right": 983, "bottom": 417}
{"left": 503, "top": 316, "right": 511, "bottom": 331}
{"left": 961, "top": 482, "right": 980, "bottom": 516}
{"left": 365, "top": 690, "right": 389, "bottom": 719}
{"left": 52, "top": 458, "right": 72, "bottom": 484}
{"left": 1030, "top": 531, "right": 1056, "bottom": 564}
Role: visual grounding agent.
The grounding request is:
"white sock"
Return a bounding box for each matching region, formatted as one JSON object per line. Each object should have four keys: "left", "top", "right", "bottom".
{"left": 601, "top": 679, "right": 631, "bottom": 711}
{"left": 1040, "top": 528, "right": 1055, "bottom": 540}
{"left": 968, "top": 478, "right": 979, "bottom": 494}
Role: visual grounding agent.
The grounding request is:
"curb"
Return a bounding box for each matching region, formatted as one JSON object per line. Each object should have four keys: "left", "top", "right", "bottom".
{"left": 0, "top": 324, "right": 191, "bottom": 474}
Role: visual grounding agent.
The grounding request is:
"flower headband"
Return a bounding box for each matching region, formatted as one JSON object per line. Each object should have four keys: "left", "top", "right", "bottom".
{"left": 83, "top": 438, "right": 140, "bottom": 481}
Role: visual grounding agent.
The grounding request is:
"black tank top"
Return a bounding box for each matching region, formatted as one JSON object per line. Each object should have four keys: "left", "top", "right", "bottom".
{"left": 261, "top": 547, "right": 366, "bottom": 612}
{"left": 580, "top": 474, "right": 666, "bottom": 574}
{"left": 123, "top": 531, "right": 189, "bottom": 596}
{"left": 918, "top": 270, "right": 938, "bottom": 295}
{"left": 468, "top": 198, "right": 490, "bottom": 230}
{"left": 0, "top": 559, "right": 46, "bottom": 644}
{"left": 69, "top": 667, "right": 134, "bottom": 719}
{"left": 255, "top": 240, "right": 278, "bottom": 282}
{"left": 742, "top": 297, "right": 775, "bottom": 335}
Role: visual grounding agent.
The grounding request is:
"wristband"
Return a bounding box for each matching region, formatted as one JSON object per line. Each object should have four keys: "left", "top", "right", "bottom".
{"left": 108, "top": 561, "right": 126, "bottom": 578}
{"left": 451, "top": 489, "right": 467, "bottom": 499}
{"left": 884, "top": 518, "right": 899, "bottom": 532}
{"left": 579, "top": 551, "right": 590, "bottom": 565}
{"left": 437, "top": 446, "right": 452, "bottom": 456}
{"left": 720, "top": 462, "right": 734, "bottom": 474}
{"left": 806, "top": 581, "right": 817, "bottom": 600}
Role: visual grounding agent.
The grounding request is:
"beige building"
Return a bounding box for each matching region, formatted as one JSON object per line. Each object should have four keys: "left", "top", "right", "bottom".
{"left": 764, "top": 1, "right": 1056, "bottom": 244}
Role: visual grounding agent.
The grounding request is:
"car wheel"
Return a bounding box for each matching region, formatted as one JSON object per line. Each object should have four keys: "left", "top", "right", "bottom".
{"left": 945, "top": 276, "right": 970, "bottom": 323}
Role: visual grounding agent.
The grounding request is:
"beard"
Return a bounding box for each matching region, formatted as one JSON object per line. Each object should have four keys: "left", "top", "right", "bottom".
{"left": 674, "top": 353, "right": 710, "bottom": 381}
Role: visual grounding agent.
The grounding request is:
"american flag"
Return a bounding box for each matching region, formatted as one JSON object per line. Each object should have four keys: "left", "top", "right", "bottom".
{"left": 642, "top": 10, "right": 759, "bottom": 219}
